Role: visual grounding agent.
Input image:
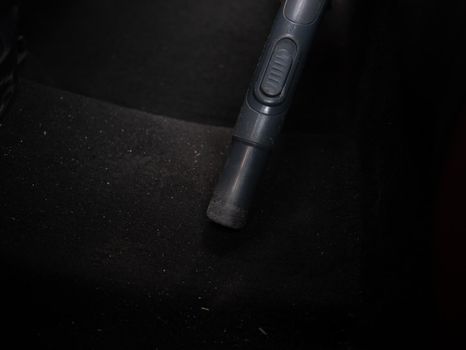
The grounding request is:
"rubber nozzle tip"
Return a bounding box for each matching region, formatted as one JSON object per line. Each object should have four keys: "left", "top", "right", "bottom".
{"left": 206, "top": 197, "right": 248, "bottom": 230}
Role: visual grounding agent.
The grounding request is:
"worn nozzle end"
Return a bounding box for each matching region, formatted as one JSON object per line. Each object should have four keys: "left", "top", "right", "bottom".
{"left": 207, "top": 196, "right": 248, "bottom": 230}
{"left": 206, "top": 140, "right": 268, "bottom": 230}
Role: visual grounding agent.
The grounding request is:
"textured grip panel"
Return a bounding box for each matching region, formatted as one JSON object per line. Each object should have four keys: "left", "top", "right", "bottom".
{"left": 260, "top": 48, "right": 293, "bottom": 97}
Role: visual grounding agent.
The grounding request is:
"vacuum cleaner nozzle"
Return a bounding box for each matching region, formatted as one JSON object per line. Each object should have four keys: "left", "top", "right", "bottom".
{"left": 207, "top": 0, "right": 328, "bottom": 229}
{"left": 207, "top": 140, "right": 268, "bottom": 229}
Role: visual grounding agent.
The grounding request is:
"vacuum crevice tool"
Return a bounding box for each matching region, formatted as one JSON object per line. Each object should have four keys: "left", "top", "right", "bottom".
{"left": 207, "top": 0, "right": 328, "bottom": 229}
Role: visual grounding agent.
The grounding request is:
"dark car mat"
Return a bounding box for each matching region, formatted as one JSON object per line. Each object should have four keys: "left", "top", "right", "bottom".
{"left": 1, "top": 80, "right": 362, "bottom": 349}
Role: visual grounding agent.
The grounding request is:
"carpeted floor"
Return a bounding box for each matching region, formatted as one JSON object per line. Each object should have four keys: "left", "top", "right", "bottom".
{"left": 1, "top": 80, "right": 362, "bottom": 349}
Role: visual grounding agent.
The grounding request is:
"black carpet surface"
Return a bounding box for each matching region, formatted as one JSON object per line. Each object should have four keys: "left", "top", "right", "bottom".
{"left": 1, "top": 80, "right": 362, "bottom": 349}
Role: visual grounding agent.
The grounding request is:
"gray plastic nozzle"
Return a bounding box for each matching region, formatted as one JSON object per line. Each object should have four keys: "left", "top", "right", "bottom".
{"left": 207, "top": 0, "right": 328, "bottom": 229}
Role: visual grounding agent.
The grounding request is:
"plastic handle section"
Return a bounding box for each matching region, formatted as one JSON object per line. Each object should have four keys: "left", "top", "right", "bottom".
{"left": 284, "top": 0, "right": 327, "bottom": 25}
